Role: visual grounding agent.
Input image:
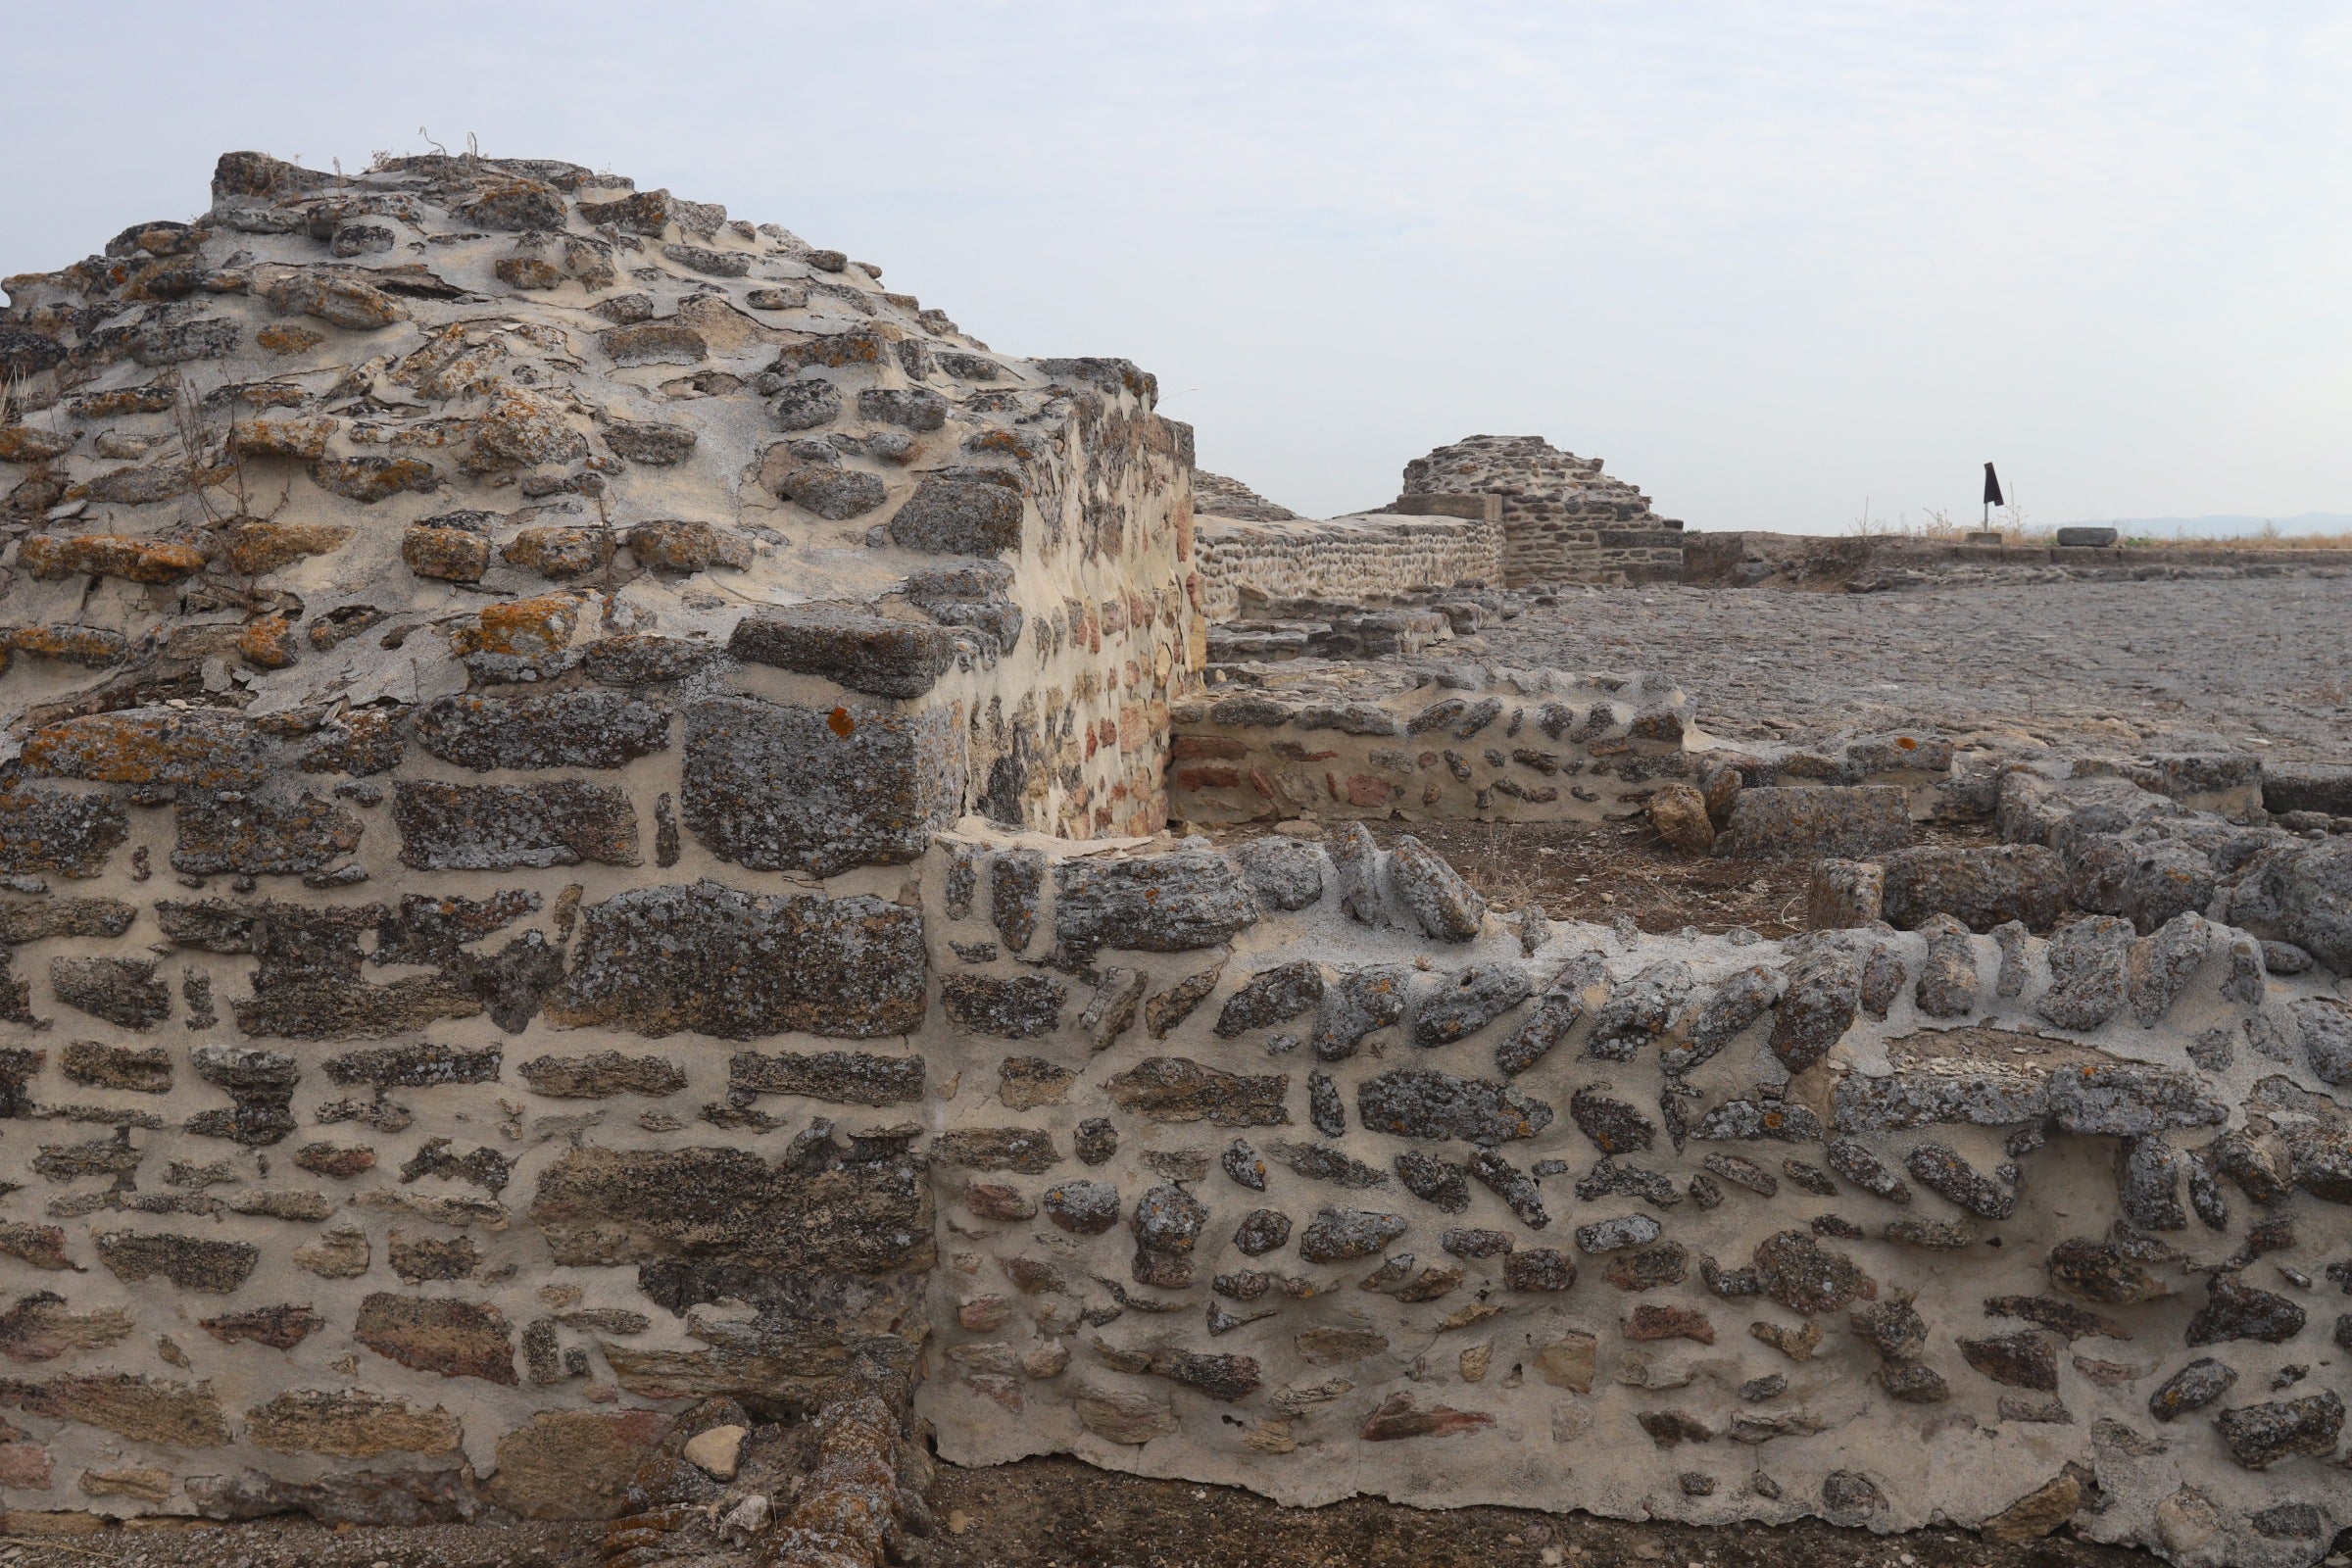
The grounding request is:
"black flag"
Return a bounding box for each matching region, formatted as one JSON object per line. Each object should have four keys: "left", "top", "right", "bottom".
{"left": 1983, "top": 463, "right": 2004, "bottom": 508}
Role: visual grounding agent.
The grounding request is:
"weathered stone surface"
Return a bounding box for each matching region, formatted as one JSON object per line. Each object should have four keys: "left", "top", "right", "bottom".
{"left": 49, "top": 956, "right": 170, "bottom": 1028}
{"left": 0, "top": 1374, "right": 230, "bottom": 1446}
{"left": 1412, "top": 963, "right": 1531, "bottom": 1049}
{"left": 172, "top": 791, "right": 363, "bottom": 876}
{"left": 0, "top": 791, "right": 129, "bottom": 878}
{"left": 1912, "top": 915, "right": 1981, "bottom": 1017}
{"left": 2215, "top": 1392, "right": 2344, "bottom": 1469}
{"left": 1105, "top": 1058, "right": 1288, "bottom": 1127}
{"left": 324, "top": 1042, "right": 501, "bottom": 1088}
{"left": 1055, "top": 852, "right": 1258, "bottom": 961}
{"left": 1043, "top": 1180, "right": 1121, "bottom": 1235}
{"left": 491, "top": 1408, "right": 670, "bottom": 1521}
{"left": 1751, "top": 1229, "right": 1876, "bottom": 1313}
{"left": 1497, "top": 951, "right": 1606, "bottom": 1075}
{"left": 416, "top": 691, "right": 670, "bottom": 771}
{"left": 201, "top": 1304, "right": 324, "bottom": 1349}
{"left": 1769, "top": 948, "right": 1859, "bottom": 1072}
{"left": 1906, "top": 1142, "right": 2015, "bottom": 1219}
{"left": 94, "top": 1232, "right": 257, "bottom": 1292}
{"left": 246, "top": 1389, "right": 460, "bottom": 1456}
{"left": 1231, "top": 836, "right": 1325, "bottom": 911}
{"left": 1389, "top": 835, "right": 1488, "bottom": 941}
{"left": 682, "top": 696, "right": 962, "bottom": 876}
{"left": 1824, "top": 1139, "right": 1911, "bottom": 1202}
{"left": 929, "top": 1128, "right": 1060, "bottom": 1175}
{"left": 1648, "top": 783, "right": 1715, "bottom": 855}
{"left": 1311, "top": 964, "right": 1411, "bottom": 1061}
{"left": 1587, "top": 960, "right": 1691, "bottom": 1061}
{"left": 1130, "top": 1184, "right": 1208, "bottom": 1287}
{"left": 1232, "top": 1209, "right": 1292, "bottom": 1255}
{"left": 2046, "top": 1238, "right": 2173, "bottom": 1305}
{"left": 1216, "top": 961, "right": 1325, "bottom": 1037}
{"left": 1716, "top": 787, "right": 1912, "bottom": 859}
{"left": 1358, "top": 1067, "right": 1553, "bottom": 1145}
{"left": 394, "top": 780, "right": 639, "bottom": 869}
{"left": 2184, "top": 1274, "right": 2305, "bottom": 1346}
{"left": 888, "top": 472, "right": 1025, "bottom": 554}
{"left": 1957, "top": 1331, "right": 2058, "bottom": 1390}
{"left": 546, "top": 880, "right": 926, "bottom": 1039}
{"left": 2147, "top": 1357, "right": 2236, "bottom": 1421}
{"left": 730, "top": 607, "right": 984, "bottom": 699}
{"left": 2225, "top": 838, "right": 2352, "bottom": 972}
{"left": 2036, "top": 915, "right": 2133, "bottom": 1030}
{"left": 1298, "top": 1207, "right": 1407, "bottom": 1262}
{"left": 518, "top": 1053, "right": 688, "bottom": 1099}
{"left": 942, "top": 974, "right": 1067, "bottom": 1039}
{"left": 730, "top": 1050, "right": 926, "bottom": 1105}
{"left": 1881, "top": 845, "right": 2068, "bottom": 931}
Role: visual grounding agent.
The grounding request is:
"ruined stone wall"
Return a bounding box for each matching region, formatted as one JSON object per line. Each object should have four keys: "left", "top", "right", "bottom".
{"left": 0, "top": 151, "right": 2348, "bottom": 1568}
{"left": 1399, "top": 435, "right": 1687, "bottom": 586}
{"left": 1191, "top": 512, "right": 1504, "bottom": 623}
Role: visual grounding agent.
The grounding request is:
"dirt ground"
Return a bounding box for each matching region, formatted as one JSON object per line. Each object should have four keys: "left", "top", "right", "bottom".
{"left": 925, "top": 1454, "right": 2178, "bottom": 1568}
{"left": 0, "top": 1453, "right": 2210, "bottom": 1568}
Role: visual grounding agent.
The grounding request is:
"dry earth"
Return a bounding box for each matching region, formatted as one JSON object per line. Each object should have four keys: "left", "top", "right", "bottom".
{"left": 1476, "top": 577, "right": 2352, "bottom": 760}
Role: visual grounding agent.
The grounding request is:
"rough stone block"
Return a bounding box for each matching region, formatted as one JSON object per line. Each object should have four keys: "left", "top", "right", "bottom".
{"left": 1716, "top": 787, "right": 1913, "bottom": 860}
{"left": 682, "top": 696, "right": 963, "bottom": 877}
{"left": 729, "top": 606, "right": 986, "bottom": 698}
{"left": 393, "top": 780, "right": 638, "bottom": 869}
{"left": 415, "top": 692, "right": 670, "bottom": 770}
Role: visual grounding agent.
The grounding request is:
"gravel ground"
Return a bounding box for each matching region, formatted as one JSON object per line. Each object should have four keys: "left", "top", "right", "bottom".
{"left": 1475, "top": 576, "right": 2352, "bottom": 760}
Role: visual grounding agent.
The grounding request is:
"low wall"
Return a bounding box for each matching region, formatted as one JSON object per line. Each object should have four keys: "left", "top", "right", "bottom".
{"left": 1192, "top": 512, "right": 1504, "bottom": 622}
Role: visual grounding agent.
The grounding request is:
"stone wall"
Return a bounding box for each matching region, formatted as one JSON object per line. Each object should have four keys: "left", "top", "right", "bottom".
{"left": 1192, "top": 511, "right": 1504, "bottom": 623}
{"left": 1397, "top": 435, "right": 1687, "bottom": 586}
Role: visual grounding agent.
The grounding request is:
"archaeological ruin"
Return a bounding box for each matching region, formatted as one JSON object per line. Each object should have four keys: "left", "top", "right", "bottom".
{"left": 0, "top": 151, "right": 2348, "bottom": 1567}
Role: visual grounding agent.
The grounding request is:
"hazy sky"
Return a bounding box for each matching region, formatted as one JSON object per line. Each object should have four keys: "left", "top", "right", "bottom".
{"left": 5, "top": 2, "right": 2348, "bottom": 530}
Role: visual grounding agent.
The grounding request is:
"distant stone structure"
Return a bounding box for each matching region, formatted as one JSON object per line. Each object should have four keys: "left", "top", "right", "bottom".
{"left": 1190, "top": 469, "right": 1298, "bottom": 522}
{"left": 1396, "top": 434, "right": 1687, "bottom": 585}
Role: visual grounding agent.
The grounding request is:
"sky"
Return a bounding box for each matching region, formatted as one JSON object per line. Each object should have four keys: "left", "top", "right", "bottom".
{"left": 3, "top": 1, "right": 2348, "bottom": 532}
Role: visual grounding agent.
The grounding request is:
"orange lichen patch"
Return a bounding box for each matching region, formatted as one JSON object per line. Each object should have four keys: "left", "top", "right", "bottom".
{"left": 22, "top": 709, "right": 267, "bottom": 790}
{"left": 494, "top": 258, "right": 564, "bottom": 291}
{"left": 451, "top": 592, "right": 582, "bottom": 661}
{"left": 826, "top": 707, "right": 857, "bottom": 739}
{"left": 402, "top": 524, "right": 491, "bottom": 582}
{"left": 223, "top": 519, "right": 353, "bottom": 576}
{"left": 254, "top": 323, "right": 325, "bottom": 355}
{"left": 237, "top": 615, "right": 299, "bottom": 669}
{"left": 466, "top": 385, "right": 587, "bottom": 471}
{"left": 18, "top": 534, "right": 207, "bottom": 584}
{"left": 230, "top": 417, "right": 335, "bottom": 461}
{"left": 391, "top": 324, "right": 509, "bottom": 401}
{"left": 0, "top": 426, "right": 74, "bottom": 464}
{"left": 65, "top": 378, "right": 179, "bottom": 419}
{"left": 310, "top": 455, "right": 441, "bottom": 504}
{"left": 3, "top": 625, "right": 130, "bottom": 668}
{"left": 771, "top": 326, "right": 889, "bottom": 371}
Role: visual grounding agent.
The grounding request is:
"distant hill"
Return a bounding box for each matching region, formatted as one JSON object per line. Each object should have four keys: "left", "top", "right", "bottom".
{"left": 2054, "top": 512, "right": 2352, "bottom": 539}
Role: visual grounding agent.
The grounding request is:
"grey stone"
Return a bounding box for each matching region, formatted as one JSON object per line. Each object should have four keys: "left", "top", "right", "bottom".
{"left": 1907, "top": 1142, "right": 2015, "bottom": 1218}
{"left": 1752, "top": 1229, "right": 1876, "bottom": 1313}
{"left": 1232, "top": 1209, "right": 1292, "bottom": 1255}
{"left": 2147, "top": 1357, "right": 2236, "bottom": 1421}
{"left": 729, "top": 607, "right": 985, "bottom": 700}
{"left": 1329, "top": 823, "right": 1385, "bottom": 926}
{"left": 1297, "top": 1207, "right": 1407, "bottom": 1262}
{"left": 1044, "top": 1180, "right": 1121, "bottom": 1235}
{"left": 1880, "top": 844, "right": 2068, "bottom": 931}
{"left": 1574, "top": 1215, "right": 1660, "bottom": 1252}
{"left": 1411, "top": 962, "right": 1530, "bottom": 1049}
{"left": 1312, "top": 965, "right": 1411, "bottom": 1061}
{"left": 1055, "top": 851, "right": 1257, "bottom": 961}
{"left": 1307, "top": 1071, "right": 1345, "bottom": 1138}
{"left": 1667, "top": 963, "right": 1779, "bottom": 1071}
{"left": 772, "top": 378, "right": 843, "bottom": 430}
{"left": 2215, "top": 1392, "right": 2343, "bottom": 1469}
{"left": 2125, "top": 913, "right": 2212, "bottom": 1026}
{"left": 1824, "top": 1139, "right": 1911, "bottom": 1202}
{"left": 887, "top": 472, "right": 1025, "bottom": 555}
{"left": 1469, "top": 1148, "right": 1549, "bottom": 1228}
{"left": 1586, "top": 960, "right": 1691, "bottom": 1060}
{"left": 394, "top": 781, "right": 638, "bottom": 870}
{"left": 2118, "top": 1137, "right": 2187, "bottom": 1231}
{"left": 2290, "top": 997, "right": 2352, "bottom": 1084}
{"left": 415, "top": 692, "right": 671, "bottom": 771}
{"left": 1215, "top": 961, "right": 1324, "bottom": 1037}
{"left": 1221, "top": 1139, "right": 1267, "bottom": 1191}
{"left": 0, "top": 790, "right": 129, "bottom": 877}
{"left": 2185, "top": 1274, "right": 2305, "bottom": 1346}
{"left": 1357, "top": 1067, "right": 1554, "bottom": 1145}
{"left": 1231, "top": 837, "right": 1325, "bottom": 911}
{"left": 1913, "top": 915, "right": 1980, "bottom": 1018}
{"left": 682, "top": 696, "right": 962, "bottom": 877}
{"left": 1496, "top": 951, "right": 1607, "bottom": 1075}
{"left": 1387, "top": 835, "right": 1487, "bottom": 941}
{"left": 545, "top": 880, "right": 927, "bottom": 1040}
{"left": 1770, "top": 948, "right": 1859, "bottom": 1072}
{"left": 940, "top": 974, "right": 1066, "bottom": 1039}
{"left": 1103, "top": 1057, "right": 1288, "bottom": 1127}
{"left": 727, "top": 1051, "right": 926, "bottom": 1106}
{"left": 1716, "top": 786, "right": 1912, "bottom": 859}
{"left": 2035, "top": 916, "right": 2133, "bottom": 1030}
{"left": 50, "top": 956, "right": 170, "bottom": 1028}
{"left": 1394, "top": 1152, "right": 1471, "bottom": 1212}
